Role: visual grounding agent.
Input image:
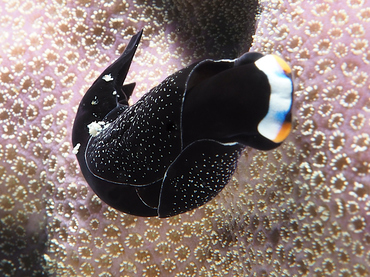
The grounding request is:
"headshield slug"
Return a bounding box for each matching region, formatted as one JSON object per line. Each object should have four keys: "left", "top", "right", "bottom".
{"left": 72, "top": 30, "right": 294, "bottom": 218}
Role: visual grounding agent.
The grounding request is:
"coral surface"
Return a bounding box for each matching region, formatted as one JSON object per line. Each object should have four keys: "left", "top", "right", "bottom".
{"left": 0, "top": 0, "right": 369, "bottom": 276}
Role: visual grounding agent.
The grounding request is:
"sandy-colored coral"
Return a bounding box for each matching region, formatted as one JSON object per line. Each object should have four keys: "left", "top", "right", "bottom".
{"left": 245, "top": 0, "right": 370, "bottom": 275}
{"left": 0, "top": 0, "right": 369, "bottom": 276}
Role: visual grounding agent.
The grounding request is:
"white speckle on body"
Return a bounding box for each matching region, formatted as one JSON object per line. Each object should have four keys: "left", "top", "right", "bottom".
{"left": 88, "top": 121, "right": 106, "bottom": 137}
{"left": 72, "top": 143, "right": 81, "bottom": 154}
{"left": 91, "top": 95, "right": 99, "bottom": 105}
{"left": 102, "top": 74, "right": 114, "bottom": 82}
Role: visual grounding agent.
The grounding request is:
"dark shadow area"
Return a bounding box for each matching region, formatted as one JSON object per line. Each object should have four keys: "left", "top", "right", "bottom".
{"left": 0, "top": 218, "right": 49, "bottom": 276}
{"left": 110, "top": 0, "right": 260, "bottom": 61}
{"left": 164, "top": 0, "right": 260, "bottom": 59}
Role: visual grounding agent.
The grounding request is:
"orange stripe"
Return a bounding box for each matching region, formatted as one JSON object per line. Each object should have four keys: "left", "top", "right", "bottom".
{"left": 273, "top": 122, "right": 292, "bottom": 143}
{"left": 272, "top": 55, "right": 291, "bottom": 74}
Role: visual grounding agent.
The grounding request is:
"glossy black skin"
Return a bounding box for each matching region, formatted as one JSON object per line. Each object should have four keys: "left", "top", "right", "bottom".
{"left": 182, "top": 53, "right": 281, "bottom": 151}
{"left": 73, "top": 31, "right": 158, "bottom": 216}
{"left": 72, "top": 31, "right": 284, "bottom": 217}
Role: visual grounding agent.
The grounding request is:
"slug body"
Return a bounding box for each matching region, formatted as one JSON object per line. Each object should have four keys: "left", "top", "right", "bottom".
{"left": 72, "top": 31, "right": 294, "bottom": 217}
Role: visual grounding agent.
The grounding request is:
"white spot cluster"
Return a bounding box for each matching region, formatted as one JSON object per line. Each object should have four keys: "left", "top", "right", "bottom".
{"left": 87, "top": 121, "right": 106, "bottom": 137}
{"left": 102, "top": 73, "right": 114, "bottom": 82}
{"left": 167, "top": 144, "right": 241, "bottom": 215}
{"left": 91, "top": 95, "right": 99, "bottom": 105}
{"left": 72, "top": 143, "right": 81, "bottom": 155}
{"left": 85, "top": 68, "right": 192, "bottom": 185}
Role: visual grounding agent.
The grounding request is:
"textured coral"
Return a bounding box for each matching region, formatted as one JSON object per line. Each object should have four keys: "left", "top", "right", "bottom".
{"left": 0, "top": 0, "right": 369, "bottom": 276}
{"left": 247, "top": 0, "right": 370, "bottom": 275}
